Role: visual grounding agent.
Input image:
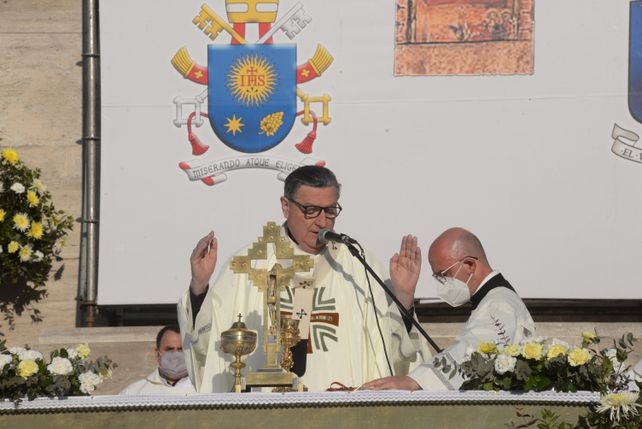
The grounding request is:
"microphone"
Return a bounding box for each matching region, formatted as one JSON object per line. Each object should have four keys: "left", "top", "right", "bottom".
{"left": 318, "top": 229, "right": 358, "bottom": 245}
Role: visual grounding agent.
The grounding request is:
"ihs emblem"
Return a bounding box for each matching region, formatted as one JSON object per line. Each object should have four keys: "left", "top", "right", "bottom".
{"left": 171, "top": 1, "right": 334, "bottom": 186}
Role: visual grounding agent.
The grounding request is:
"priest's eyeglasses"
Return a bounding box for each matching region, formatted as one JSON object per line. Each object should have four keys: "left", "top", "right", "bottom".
{"left": 287, "top": 198, "right": 343, "bottom": 219}
{"left": 432, "top": 256, "right": 478, "bottom": 284}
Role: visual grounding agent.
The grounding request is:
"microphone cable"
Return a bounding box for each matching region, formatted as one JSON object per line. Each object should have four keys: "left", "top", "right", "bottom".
{"left": 357, "top": 242, "right": 394, "bottom": 377}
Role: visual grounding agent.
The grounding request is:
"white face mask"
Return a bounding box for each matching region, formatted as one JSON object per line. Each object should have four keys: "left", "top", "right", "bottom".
{"left": 436, "top": 263, "right": 472, "bottom": 307}
{"left": 158, "top": 350, "right": 188, "bottom": 381}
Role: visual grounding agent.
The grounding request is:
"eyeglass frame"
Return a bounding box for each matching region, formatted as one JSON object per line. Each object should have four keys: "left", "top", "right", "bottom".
{"left": 286, "top": 197, "right": 343, "bottom": 219}
{"left": 432, "top": 256, "right": 479, "bottom": 285}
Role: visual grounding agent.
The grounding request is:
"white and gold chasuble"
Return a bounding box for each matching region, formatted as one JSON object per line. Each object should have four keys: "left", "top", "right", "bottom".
{"left": 178, "top": 227, "right": 431, "bottom": 393}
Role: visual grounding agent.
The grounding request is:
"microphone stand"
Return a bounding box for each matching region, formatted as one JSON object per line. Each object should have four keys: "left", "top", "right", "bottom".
{"left": 345, "top": 242, "right": 443, "bottom": 354}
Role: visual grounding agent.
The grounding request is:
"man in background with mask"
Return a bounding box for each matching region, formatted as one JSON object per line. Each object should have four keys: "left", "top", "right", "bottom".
{"left": 120, "top": 325, "right": 196, "bottom": 395}
{"left": 364, "top": 227, "right": 535, "bottom": 390}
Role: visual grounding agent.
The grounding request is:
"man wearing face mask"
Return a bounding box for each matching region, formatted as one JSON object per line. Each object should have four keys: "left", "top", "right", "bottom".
{"left": 364, "top": 227, "right": 535, "bottom": 391}
{"left": 120, "top": 326, "right": 196, "bottom": 395}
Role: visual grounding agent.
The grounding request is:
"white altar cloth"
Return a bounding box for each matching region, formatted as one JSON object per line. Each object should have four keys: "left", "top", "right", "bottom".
{"left": 0, "top": 390, "right": 599, "bottom": 412}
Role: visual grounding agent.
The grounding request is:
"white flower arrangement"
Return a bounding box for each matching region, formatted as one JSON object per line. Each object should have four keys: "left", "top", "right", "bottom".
{"left": 449, "top": 330, "right": 642, "bottom": 428}
{"left": 0, "top": 343, "right": 116, "bottom": 401}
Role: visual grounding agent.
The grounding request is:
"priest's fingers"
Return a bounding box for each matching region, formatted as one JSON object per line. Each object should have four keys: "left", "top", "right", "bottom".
{"left": 402, "top": 235, "right": 419, "bottom": 258}
{"left": 191, "top": 231, "right": 215, "bottom": 262}
{"left": 363, "top": 376, "right": 421, "bottom": 391}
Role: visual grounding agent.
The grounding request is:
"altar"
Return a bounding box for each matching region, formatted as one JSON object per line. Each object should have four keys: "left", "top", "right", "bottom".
{"left": 0, "top": 390, "right": 597, "bottom": 429}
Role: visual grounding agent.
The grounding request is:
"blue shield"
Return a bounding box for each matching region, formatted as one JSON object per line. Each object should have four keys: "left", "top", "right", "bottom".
{"left": 208, "top": 44, "right": 296, "bottom": 153}
{"left": 630, "top": 1, "right": 642, "bottom": 123}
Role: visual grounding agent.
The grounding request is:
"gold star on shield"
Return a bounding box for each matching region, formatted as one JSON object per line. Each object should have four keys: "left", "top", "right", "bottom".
{"left": 301, "top": 69, "right": 310, "bottom": 77}
{"left": 194, "top": 70, "right": 203, "bottom": 79}
{"left": 224, "top": 114, "right": 244, "bottom": 136}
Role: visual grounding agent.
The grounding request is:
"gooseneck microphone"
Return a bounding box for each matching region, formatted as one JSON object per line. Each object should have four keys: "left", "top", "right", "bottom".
{"left": 318, "top": 228, "right": 443, "bottom": 354}
{"left": 318, "top": 229, "right": 358, "bottom": 244}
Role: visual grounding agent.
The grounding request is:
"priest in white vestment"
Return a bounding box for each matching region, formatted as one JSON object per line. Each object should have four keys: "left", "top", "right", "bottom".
{"left": 364, "top": 227, "right": 536, "bottom": 391}
{"left": 177, "top": 166, "right": 432, "bottom": 393}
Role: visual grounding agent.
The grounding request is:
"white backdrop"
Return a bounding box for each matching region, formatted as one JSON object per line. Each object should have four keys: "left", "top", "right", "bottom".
{"left": 98, "top": 0, "right": 642, "bottom": 305}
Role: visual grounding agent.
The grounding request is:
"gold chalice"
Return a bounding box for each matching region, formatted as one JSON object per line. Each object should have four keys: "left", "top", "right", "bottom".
{"left": 279, "top": 317, "right": 301, "bottom": 372}
{"left": 221, "top": 314, "right": 257, "bottom": 392}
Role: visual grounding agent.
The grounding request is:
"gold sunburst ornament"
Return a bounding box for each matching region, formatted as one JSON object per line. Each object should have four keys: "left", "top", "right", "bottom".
{"left": 227, "top": 54, "right": 277, "bottom": 107}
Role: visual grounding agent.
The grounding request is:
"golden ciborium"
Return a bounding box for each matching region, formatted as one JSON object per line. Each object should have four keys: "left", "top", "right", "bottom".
{"left": 220, "top": 314, "right": 257, "bottom": 393}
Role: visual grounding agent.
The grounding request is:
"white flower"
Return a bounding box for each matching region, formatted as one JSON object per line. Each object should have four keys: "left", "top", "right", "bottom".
{"left": 66, "top": 347, "right": 79, "bottom": 359}
{"left": 596, "top": 391, "right": 641, "bottom": 422}
{"left": 550, "top": 338, "right": 570, "bottom": 349}
{"left": 47, "top": 357, "right": 73, "bottom": 376}
{"left": 19, "top": 349, "right": 43, "bottom": 361}
{"left": 8, "top": 346, "right": 26, "bottom": 356}
{"left": 0, "top": 354, "right": 13, "bottom": 371}
{"left": 78, "top": 371, "right": 102, "bottom": 394}
{"left": 494, "top": 354, "right": 517, "bottom": 375}
{"left": 464, "top": 345, "right": 475, "bottom": 360}
{"left": 32, "top": 250, "right": 44, "bottom": 262}
{"left": 53, "top": 238, "right": 65, "bottom": 254}
{"left": 10, "top": 182, "right": 25, "bottom": 194}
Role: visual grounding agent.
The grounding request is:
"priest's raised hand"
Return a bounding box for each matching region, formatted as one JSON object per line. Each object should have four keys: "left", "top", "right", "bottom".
{"left": 389, "top": 234, "right": 421, "bottom": 310}
{"left": 189, "top": 231, "right": 217, "bottom": 295}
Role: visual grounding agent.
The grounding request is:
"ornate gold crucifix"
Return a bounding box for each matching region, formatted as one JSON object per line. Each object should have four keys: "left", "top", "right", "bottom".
{"left": 230, "top": 222, "right": 313, "bottom": 385}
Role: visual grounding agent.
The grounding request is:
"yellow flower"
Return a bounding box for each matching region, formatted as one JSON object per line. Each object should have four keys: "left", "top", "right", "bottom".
{"left": 19, "top": 244, "right": 33, "bottom": 262}
{"left": 7, "top": 241, "right": 19, "bottom": 253}
{"left": 547, "top": 344, "right": 568, "bottom": 359}
{"left": 479, "top": 341, "right": 497, "bottom": 354}
{"left": 26, "top": 190, "right": 39, "bottom": 207}
{"left": 521, "top": 342, "right": 543, "bottom": 360}
{"left": 582, "top": 331, "right": 596, "bottom": 341}
{"left": 76, "top": 343, "right": 91, "bottom": 359}
{"left": 13, "top": 213, "right": 30, "bottom": 232}
{"left": 17, "top": 359, "right": 38, "bottom": 378}
{"left": 1, "top": 148, "right": 19, "bottom": 164}
{"left": 568, "top": 348, "right": 591, "bottom": 367}
{"left": 503, "top": 344, "right": 520, "bottom": 357}
{"left": 0, "top": 208, "right": 5, "bottom": 222}
{"left": 27, "top": 222, "right": 44, "bottom": 240}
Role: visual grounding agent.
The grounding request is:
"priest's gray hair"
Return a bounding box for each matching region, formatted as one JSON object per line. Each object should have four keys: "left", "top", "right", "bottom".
{"left": 284, "top": 165, "right": 342, "bottom": 200}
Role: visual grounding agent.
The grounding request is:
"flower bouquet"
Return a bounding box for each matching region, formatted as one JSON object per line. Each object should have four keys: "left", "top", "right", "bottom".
{"left": 0, "top": 147, "right": 74, "bottom": 331}
{"left": 435, "top": 331, "right": 642, "bottom": 428}
{"left": 0, "top": 343, "right": 117, "bottom": 401}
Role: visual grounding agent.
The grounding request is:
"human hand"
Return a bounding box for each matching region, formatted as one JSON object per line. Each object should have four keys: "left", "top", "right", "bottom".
{"left": 390, "top": 234, "right": 421, "bottom": 310}
{"left": 362, "top": 376, "right": 421, "bottom": 391}
{"left": 189, "top": 231, "right": 217, "bottom": 295}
